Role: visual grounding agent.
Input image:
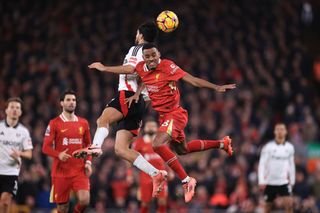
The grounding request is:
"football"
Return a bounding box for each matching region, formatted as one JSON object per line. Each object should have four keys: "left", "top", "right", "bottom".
{"left": 156, "top": 10, "right": 179, "bottom": 33}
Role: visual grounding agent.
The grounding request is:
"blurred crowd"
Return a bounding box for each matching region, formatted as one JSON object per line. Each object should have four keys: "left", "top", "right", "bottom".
{"left": 1, "top": 0, "right": 320, "bottom": 212}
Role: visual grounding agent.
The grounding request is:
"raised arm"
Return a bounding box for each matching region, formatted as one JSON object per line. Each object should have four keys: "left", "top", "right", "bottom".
{"left": 88, "top": 62, "right": 135, "bottom": 74}
{"left": 182, "top": 73, "right": 236, "bottom": 92}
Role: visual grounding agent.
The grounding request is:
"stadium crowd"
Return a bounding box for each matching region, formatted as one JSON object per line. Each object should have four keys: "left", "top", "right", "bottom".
{"left": 1, "top": 0, "right": 320, "bottom": 212}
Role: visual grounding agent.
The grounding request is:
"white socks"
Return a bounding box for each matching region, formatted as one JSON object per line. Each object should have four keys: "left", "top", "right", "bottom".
{"left": 92, "top": 127, "right": 109, "bottom": 147}
{"left": 133, "top": 154, "right": 159, "bottom": 176}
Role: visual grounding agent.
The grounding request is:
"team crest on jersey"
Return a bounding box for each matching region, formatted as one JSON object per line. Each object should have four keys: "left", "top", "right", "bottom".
{"left": 155, "top": 74, "right": 160, "bottom": 81}
{"left": 79, "top": 127, "right": 83, "bottom": 135}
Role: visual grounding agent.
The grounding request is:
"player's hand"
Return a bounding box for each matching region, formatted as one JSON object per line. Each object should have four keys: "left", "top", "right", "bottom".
{"left": 85, "top": 161, "right": 92, "bottom": 177}
{"left": 10, "top": 148, "right": 21, "bottom": 163}
{"left": 88, "top": 62, "right": 106, "bottom": 71}
{"left": 216, "top": 84, "right": 237, "bottom": 92}
{"left": 58, "top": 149, "right": 71, "bottom": 162}
{"left": 125, "top": 94, "right": 139, "bottom": 108}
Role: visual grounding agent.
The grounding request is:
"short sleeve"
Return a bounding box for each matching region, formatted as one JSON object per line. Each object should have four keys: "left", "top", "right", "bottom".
{"left": 123, "top": 47, "right": 144, "bottom": 67}
{"left": 166, "top": 61, "right": 187, "bottom": 81}
{"left": 22, "top": 129, "right": 33, "bottom": 150}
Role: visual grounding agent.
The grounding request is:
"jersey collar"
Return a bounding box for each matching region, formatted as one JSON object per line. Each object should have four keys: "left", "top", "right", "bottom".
{"left": 60, "top": 113, "right": 78, "bottom": 122}
{"left": 4, "top": 118, "right": 19, "bottom": 128}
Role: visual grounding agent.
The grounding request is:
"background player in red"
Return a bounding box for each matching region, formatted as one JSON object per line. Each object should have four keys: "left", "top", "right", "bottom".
{"left": 88, "top": 43, "right": 236, "bottom": 203}
{"left": 132, "top": 119, "right": 168, "bottom": 213}
{"left": 42, "top": 90, "right": 92, "bottom": 213}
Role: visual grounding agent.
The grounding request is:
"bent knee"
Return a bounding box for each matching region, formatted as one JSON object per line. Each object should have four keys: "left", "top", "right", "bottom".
{"left": 78, "top": 197, "right": 90, "bottom": 206}
{"left": 114, "top": 146, "right": 128, "bottom": 158}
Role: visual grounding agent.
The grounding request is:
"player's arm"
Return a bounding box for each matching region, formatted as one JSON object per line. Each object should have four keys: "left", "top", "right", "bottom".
{"left": 182, "top": 73, "right": 236, "bottom": 92}
{"left": 88, "top": 62, "right": 135, "bottom": 74}
{"left": 10, "top": 149, "right": 32, "bottom": 161}
{"left": 125, "top": 76, "right": 145, "bottom": 108}
{"left": 288, "top": 147, "right": 296, "bottom": 186}
{"left": 258, "top": 145, "right": 268, "bottom": 187}
{"left": 42, "top": 121, "right": 71, "bottom": 161}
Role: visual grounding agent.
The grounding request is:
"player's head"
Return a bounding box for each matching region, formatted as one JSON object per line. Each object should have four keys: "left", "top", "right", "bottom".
{"left": 60, "top": 89, "right": 77, "bottom": 113}
{"left": 274, "top": 123, "right": 287, "bottom": 142}
{"left": 143, "top": 119, "right": 158, "bottom": 136}
{"left": 142, "top": 43, "right": 161, "bottom": 70}
{"left": 5, "top": 97, "right": 23, "bottom": 120}
{"left": 136, "top": 21, "right": 158, "bottom": 44}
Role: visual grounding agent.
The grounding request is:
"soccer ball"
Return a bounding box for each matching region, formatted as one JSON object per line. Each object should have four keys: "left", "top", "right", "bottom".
{"left": 156, "top": 10, "right": 179, "bottom": 33}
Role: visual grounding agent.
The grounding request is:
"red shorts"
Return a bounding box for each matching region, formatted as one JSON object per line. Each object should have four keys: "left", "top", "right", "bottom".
{"left": 139, "top": 180, "right": 168, "bottom": 202}
{"left": 158, "top": 107, "right": 188, "bottom": 143}
{"left": 50, "top": 174, "right": 90, "bottom": 203}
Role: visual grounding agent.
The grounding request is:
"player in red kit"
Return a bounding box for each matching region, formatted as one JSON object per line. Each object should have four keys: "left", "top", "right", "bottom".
{"left": 132, "top": 120, "right": 168, "bottom": 213}
{"left": 89, "top": 43, "right": 236, "bottom": 203}
{"left": 42, "top": 90, "right": 92, "bottom": 213}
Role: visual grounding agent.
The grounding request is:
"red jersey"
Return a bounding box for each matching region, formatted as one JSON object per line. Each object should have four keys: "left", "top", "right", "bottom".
{"left": 42, "top": 114, "right": 91, "bottom": 177}
{"left": 133, "top": 136, "right": 166, "bottom": 182}
{"left": 135, "top": 59, "right": 186, "bottom": 113}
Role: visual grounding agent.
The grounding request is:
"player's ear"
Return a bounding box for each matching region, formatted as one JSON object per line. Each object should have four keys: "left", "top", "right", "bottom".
{"left": 60, "top": 101, "right": 64, "bottom": 107}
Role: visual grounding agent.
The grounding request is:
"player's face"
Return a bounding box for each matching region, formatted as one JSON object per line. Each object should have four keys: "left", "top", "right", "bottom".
{"left": 143, "top": 48, "right": 160, "bottom": 70}
{"left": 274, "top": 124, "right": 287, "bottom": 140}
{"left": 144, "top": 121, "right": 158, "bottom": 136}
{"left": 5, "top": 102, "right": 22, "bottom": 120}
{"left": 61, "top": 94, "right": 76, "bottom": 113}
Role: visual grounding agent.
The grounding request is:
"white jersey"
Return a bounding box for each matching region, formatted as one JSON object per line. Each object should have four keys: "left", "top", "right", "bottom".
{"left": 258, "top": 140, "right": 295, "bottom": 186}
{"left": 118, "top": 44, "right": 149, "bottom": 99}
{"left": 0, "top": 120, "right": 33, "bottom": 176}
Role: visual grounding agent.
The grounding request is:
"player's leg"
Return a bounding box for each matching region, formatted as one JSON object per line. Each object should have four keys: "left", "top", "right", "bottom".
{"left": 115, "top": 130, "right": 160, "bottom": 177}
{"left": 139, "top": 181, "right": 153, "bottom": 213}
{"left": 156, "top": 182, "right": 168, "bottom": 213}
{"left": 93, "top": 107, "right": 123, "bottom": 147}
{"left": 282, "top": 196, "right": 293, "bottom": 213}
{"left": 51, "top": 177, "right": 72, "bottom": 213}
{"left": 152, "top": 132, "right": 195, "bottom": 202}
{"left": 263, "top": 185, "right": 275, "bottom": 213}
{"left": 279, "top": 184, "right": 293, "bottom": 213}
{"left": 74, "top": 190, "right": 90, "bottom": 213}
{"left": 57, "top": 203, "right": 70, "bottom": 213}
{"left": 72, "top": 174, "right": 90, "bottom": 213}
{"left": 73, "top": 107, "right": 123, "bottom": 158}
{"left": 0, "top": 192, "right": 12, "bottom": 213}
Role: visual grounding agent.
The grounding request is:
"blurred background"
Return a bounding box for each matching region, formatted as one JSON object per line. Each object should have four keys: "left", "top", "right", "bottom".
{"left": 1, "top": 0, "right": 320, "bottom": 212}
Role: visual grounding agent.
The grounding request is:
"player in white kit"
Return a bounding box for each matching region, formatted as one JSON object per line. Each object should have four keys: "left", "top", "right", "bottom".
{"left": 258, "top": 123, "right": 295, "bottom": 213}
{"left": 73, "top": 22, "right": 168, "bottom": 196}
{"left": 0, "top": 97, "right": 33, "bottom": 213}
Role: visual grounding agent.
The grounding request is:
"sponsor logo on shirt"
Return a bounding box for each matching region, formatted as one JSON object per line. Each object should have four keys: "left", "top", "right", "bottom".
{"left": 170, "top": 64, "right": 179, "bottom": 74}
{"left": 146, "top": 85, "right": 159, "bottom": 93}
{"left": 62, "top": 138, "right": 82, "bottom": 145}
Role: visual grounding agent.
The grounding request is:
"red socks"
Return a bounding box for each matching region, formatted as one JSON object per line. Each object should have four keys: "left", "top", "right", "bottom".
{"left": 186, "top": 139, "right": 221, "bottom": 152}
{"left": 74, "top": 204, "right": 87, "bottom": 213}
{"left": 153, "top": 145, "right": 188, "bottom": 180}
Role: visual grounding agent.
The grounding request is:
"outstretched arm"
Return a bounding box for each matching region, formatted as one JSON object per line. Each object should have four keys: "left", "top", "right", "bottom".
{"left": 88, "top": 62, "right": 135, "bottom": 74}
{"left": 182, "top": 73, "right": 236, "bottom": 92}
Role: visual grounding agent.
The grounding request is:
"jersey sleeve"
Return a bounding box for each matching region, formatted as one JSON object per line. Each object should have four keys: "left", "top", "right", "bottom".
{"left": 123, "top": 46, "right": 143, "bottom": 67}
{"left": 166, "top": 61, "right": 187, "bottom": 81}
{"left": 22, "top": 129, "right": 33, "bottom": 151}
{"left": 42, "top": 120, "right": 60, "bottom": 158}
{"left": 258, "top": 144, "right": 269, "bottom": 185}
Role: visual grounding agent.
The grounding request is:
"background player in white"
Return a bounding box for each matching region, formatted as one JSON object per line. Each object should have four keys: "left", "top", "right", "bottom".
{"left": 74, "top": 22, "right": 167, "bottom": 196}
{"left": 0, "top": 97, "right": 33, "bottom": 213}
{"left": 258, "top": 123, "right": 295, "bottom": 213}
